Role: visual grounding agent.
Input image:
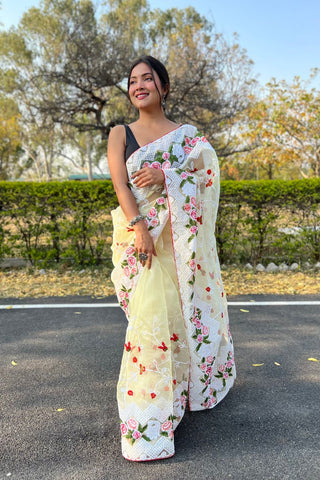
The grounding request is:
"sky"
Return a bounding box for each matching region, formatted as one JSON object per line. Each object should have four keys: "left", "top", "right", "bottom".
{"left": 1, "top": 0, "right": 320, "bottom": 86}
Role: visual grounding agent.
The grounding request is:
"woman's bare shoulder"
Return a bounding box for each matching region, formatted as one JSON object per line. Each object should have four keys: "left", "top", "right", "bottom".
{"left": 109, "top": 124, "right": 126, "bottom": 141}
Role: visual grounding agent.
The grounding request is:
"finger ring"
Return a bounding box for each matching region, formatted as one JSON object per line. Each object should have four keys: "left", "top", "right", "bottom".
{"left": 139, "top": 252, "right": 148, "bottom": 262}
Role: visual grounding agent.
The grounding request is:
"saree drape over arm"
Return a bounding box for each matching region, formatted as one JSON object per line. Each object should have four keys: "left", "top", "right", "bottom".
{"left": 110, "top": 124, "right": 236, "bottom": 461}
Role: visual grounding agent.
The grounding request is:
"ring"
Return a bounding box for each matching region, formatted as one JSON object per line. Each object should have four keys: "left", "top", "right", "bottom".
{"left": 139, "top": 252, "right": 148, "bottom": 262}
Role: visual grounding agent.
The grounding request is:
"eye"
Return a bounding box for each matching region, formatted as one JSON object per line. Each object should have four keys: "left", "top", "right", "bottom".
{"left": 145, "top": 77, "right": 153, "bottom": 82}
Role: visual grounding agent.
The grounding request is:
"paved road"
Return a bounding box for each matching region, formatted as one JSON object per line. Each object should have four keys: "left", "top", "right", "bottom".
{"left": 0, "top": 295, "right": 319, "bottom": 480}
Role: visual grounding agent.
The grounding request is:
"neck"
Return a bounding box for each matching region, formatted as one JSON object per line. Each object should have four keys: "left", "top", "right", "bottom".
{"left": 137, "top": 108, "right": 167, "bottom": 127}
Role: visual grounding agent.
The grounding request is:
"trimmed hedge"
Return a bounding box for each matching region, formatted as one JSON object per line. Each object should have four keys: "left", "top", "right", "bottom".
{"left": 0, "top": 178, "right": 319, "bottom": 267}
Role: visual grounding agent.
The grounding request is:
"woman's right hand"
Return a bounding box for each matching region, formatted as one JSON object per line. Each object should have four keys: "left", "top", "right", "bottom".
{"left": 134, "top": 222, "right": 157, "bottom": 270}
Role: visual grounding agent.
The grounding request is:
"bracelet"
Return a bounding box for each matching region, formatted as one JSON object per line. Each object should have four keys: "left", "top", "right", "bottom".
{"left": 128, "top": 214, "right": 145, "bottom": 227}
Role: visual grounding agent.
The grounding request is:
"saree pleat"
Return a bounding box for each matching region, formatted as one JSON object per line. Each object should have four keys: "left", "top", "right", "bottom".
{"left": 111, "top": 124, "right": 236, "bottom": 461}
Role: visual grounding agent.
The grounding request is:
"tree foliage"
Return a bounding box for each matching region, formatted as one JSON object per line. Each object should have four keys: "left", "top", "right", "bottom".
{"left": 0, "top": 0, "right": 256, "bottom": 182}
{"left": 233, "top": 71, "right": 320, "bottom": 179}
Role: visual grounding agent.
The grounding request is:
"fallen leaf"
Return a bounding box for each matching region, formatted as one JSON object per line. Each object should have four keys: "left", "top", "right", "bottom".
{"left": 6, "top": 306, "right": 13, "bottom": 309}
{"left": 11, "top": 360, "right": 17, "bottom": 366}
{"left": 74, "top": 312, "right": 82, "bottom": 314}
{"left": 240, "top": 309, "right": 249, "bottom": 312}
{"left": 56, "top": 408, "right": 66, "bottom": 412}
{"left": 252, "top": 363, "right": 264, "bottom": 367}
{"left": 274, "top": 362, "right": 281, "bottom": 366}
{"left": 308, "top": 357, "right": 319, "bottom": 362}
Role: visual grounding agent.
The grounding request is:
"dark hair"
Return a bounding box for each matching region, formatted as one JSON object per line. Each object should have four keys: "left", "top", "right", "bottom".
{"left": 127, "top": 55, "right": 170, "bottom": 106}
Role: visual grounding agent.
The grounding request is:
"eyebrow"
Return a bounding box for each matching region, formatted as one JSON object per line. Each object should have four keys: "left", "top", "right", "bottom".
{"left": 130, "top": 72, "right": 153, "bottom": 79}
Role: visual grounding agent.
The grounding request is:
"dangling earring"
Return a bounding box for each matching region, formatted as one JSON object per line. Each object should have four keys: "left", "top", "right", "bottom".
{"left": 162, "top": 94, "right": 166, "bottom": 111}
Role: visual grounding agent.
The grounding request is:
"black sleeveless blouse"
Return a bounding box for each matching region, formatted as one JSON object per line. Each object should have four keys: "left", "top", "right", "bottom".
{"left": 125, "top": 125, "right": 140, "bottom": 162}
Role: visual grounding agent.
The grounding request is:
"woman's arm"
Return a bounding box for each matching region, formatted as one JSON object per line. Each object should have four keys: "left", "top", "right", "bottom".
{"left": 107, "top": 125, "right": 156, "bottom": 269}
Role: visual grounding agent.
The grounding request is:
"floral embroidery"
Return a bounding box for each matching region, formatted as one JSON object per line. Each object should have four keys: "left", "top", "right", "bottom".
{"left": 121, "top": 248, "right": 139, "bottom": 280}
{"left": 170, "top": 333, "right": 179, "bottom": 342}
{"left": 190, "top": 307, "right": 211, "bottom": 352}
{"left": 214, "top": 351, "right": 235, "bottom": 387}
{"left": 144, "top": 194, "right": 167, "bottom": 231}
{"left": 111, "top": 125, "right": 236, "bottom": 461}
{"left": 122, "top": 418, "right": 151, "bottom": 444}
{"left": 158, "top": 341, "right": 168, "bottom": 351}
{"left": 199, "top": 355, "right": 216, "bottom": 394}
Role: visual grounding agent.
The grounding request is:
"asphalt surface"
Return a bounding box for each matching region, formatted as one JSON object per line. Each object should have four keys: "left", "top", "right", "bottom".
{"left": 0, "top": 294, "right": 319, "bottom": 480}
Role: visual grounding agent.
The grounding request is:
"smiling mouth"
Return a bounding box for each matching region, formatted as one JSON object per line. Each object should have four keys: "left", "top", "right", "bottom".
{"left": 136, "top": 93, "right": 149, "bottom": 99}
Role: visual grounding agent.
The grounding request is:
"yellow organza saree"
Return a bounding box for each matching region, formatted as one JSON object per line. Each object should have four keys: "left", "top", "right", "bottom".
{"left": 111, "top": 124, "right": 236, "bottom": 461}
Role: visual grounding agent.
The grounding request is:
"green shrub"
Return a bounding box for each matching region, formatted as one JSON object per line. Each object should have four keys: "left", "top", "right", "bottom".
{"left": 0, "top": 178, "right": 319, "bottom": 266}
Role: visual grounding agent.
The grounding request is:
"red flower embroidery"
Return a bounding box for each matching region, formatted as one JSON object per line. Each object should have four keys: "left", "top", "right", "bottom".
{"left": 132, "top": 356, "right": 138, "bottom": 363}
{"left": 139, "top": 364, "right": 145, "bottom": 374}
{"left": 170, "top": 333, "right": 179, "bottom": 342}
{"left": 221, "top": 292, "right": 224, "bottom": 297}
{"left": 138, "top": 346, "right": 141, "bottom": 352}
{"left": 125, "top": 342, "right": 131, "bottom": 352}
{"left": 128, "top": 390, "right": 133, "bottom": 396}
{"left": 151, "top": 393, "right": 156, "bottom": 399}
{"left": 207, "top": 169, "right": 212, "bottom": 175}
{"left": 197, "top": 216, "right": 203, "bottom": 224}
{"left": 206, "top": 287, "right": 211, "bottom": 292}
{"left": 173, "top": 379, "right": 177, "bottom": 385}
{"left": 197, "top": 264, "right": 201, "bottom": 270}
{"left": 158, "top": 342, "right": 168, "bottom": 352}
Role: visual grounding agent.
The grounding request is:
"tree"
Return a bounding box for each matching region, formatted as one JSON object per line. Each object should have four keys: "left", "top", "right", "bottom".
{"left": 235, "top": 71, "right": 320, "bottom": 179}
{"left": 0, "top": 95, "right": 22, "bottom": 179}
{"left": 0, "top": 0, "right": 257, "bottom": 179}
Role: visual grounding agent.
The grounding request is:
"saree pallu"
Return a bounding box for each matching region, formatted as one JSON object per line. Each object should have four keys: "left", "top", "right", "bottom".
{"left": 111, "top": 124, "right": 236, "bottom": 461}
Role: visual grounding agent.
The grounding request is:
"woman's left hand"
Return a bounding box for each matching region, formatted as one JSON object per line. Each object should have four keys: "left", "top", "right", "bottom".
{"left": 131, "top": 167, "right": 164, "bottom": 188}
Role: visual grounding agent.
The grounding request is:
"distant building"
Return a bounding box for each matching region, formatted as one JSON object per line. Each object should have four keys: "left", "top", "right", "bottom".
{"left": 68, "top": 174, "right": 111, "bottom": 181}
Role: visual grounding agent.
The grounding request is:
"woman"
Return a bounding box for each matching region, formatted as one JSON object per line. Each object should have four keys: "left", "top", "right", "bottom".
{"left": 108, "top": 55, "right": 236, "bottom": 462}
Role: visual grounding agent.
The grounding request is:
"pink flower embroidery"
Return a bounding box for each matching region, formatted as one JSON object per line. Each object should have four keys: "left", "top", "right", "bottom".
{"left": 185, "top": 137, "right": 190, "bottom": 145}
{"left": 180, "top": 172, "right": 188, "bottom": 180}
{"left": 142, "top": 162, "right": 150, "bottom": 168}
{"left": 201, "top": 136, "right": 208, "bottom": 143}
{"left": 200, "top": 363, "right": 207, "bottom": 371}
{"left": 119, "top": 290, "right": 125, "bottom": 299}
{"left": 123, "top": 266, "right": 130, "bottom": 277}
{"left": 191, "top": 136, "right": 200, "bottom": 146}
{"left": 162, "top": 152, "right": 170, "bottom": 160}
{"left": 190, "top": 196, "right": 197, "bottom": 206}
{"left": 190, "top": 210, "right": 197, "bottom": 220}
{"left": 184, "top": 146, "right": 192, "bottom": 154}
{"left": 127, "top": 256, "right": 136, "bottom": 267}
{"left": 196, "top": 320, "right": 201, "bottom": 328}
{"left": 131, "top": 266, "right": 137, "bottom": 276}
{"left": 189, "top": 259, "right": 196, "bottom": 270}
{"left": 157, "top": 197, "right": 165, "bottom": 205}
{"left": 218, "top": 364, "right": 225, "bottom": 373}
{"left": 125, "top": 246, "right": 135, "bottom": 255}
{"left": 127, "top": 418, "right": 138, "bottom": 430}
{"left": 226, "top": 360, "right": 233, "bottom": 368}
{"left": 223, "top": 372, "right": 229, "bottom": 379}
{"left": 161, "top": 420, "right": 173, "bottom": 431}
{"left": 120, "top": 423, "right": 128, "bottom": 435}
{"left": 184, "top": 203, "right": 192, "bottom": 212}
{"left": 202, "top": 325, "right": 209, "bottom": 335}
{"left": 148, "top": 207, "right": 157, "bottom": 217}
{"left": 207, "top": 356, "right": 214, "bottom": 363}
{"left": 162, "top": 160, "right": 171, "bottom": 169}
{"left": 132, "top": 430, "right": 142, "bottom": 439}
{"left": 190, "top": 226, "right": 198, "bottom": 234}
{"left": 197, "top": 334, "right": 203, "bottom": 342}
{"left": 150, "top": 218, "right": 159, "bottom": 227}
{"left": 151, "top": 161, "right": 161, "bottom": 169}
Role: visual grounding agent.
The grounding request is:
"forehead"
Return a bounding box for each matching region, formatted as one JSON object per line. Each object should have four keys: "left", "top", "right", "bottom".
{"left": 130, "top": 62, "right": 154, "bottom": 78}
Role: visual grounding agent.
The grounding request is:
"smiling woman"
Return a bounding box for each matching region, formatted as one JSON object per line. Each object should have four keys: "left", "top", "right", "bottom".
{"left": 107, "top": 55, "right": 236, "bottom": 462}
